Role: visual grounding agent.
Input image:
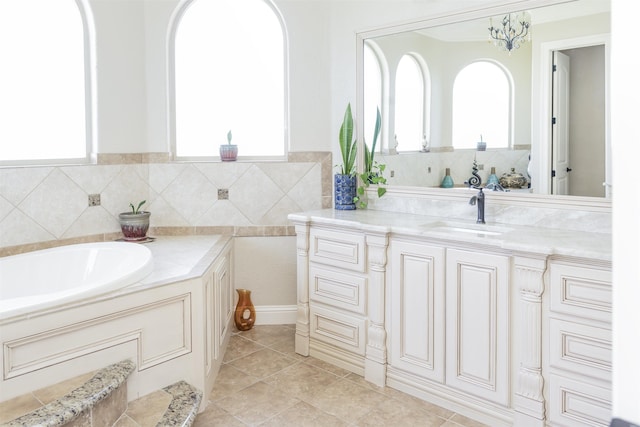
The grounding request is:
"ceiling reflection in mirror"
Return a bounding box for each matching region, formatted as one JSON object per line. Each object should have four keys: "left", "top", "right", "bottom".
{"left": 359, "top": 0, "right": 610, "bottom": 198}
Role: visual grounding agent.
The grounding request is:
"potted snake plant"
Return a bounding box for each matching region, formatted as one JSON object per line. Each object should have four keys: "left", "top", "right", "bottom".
{"left": 118, "top": 200, "right": 151, "bottom": 241}
{"left": 335, "top": 103, "right": 357, "bottom": 210}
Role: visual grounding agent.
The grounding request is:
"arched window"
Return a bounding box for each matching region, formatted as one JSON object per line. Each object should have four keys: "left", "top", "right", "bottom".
{"left": 364, "top": 42, "right": 383, "bottom": 150}
{"left": 394, "top": 54, "right": 429, "bottom": 152}
{"left": 173, "top": 0, "right": 287, "bottom": 159}
{"left": 0, "top": 0, "right": 91, "bottom": 164}
{"left": 452, "top": 61, "right": 511, "bottom": 149}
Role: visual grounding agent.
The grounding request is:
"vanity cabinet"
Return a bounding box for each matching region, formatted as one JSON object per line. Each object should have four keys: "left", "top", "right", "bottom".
{"left": 545, "top": 259, "right": 612, "bottom": 427}
{"left": 307, "top": 227, "right": 369, "bottom": 372}
{"left": 389, "top": 239, "right": 445, "bottom": 383}
{"left": 389, "top": 241, "right": 510, "bottom": 407}
{"left": 445, "top": 248, "right": 510, "bottom": 406}
{"left": 290, "top": 210, "right": 611, "bottom": 427}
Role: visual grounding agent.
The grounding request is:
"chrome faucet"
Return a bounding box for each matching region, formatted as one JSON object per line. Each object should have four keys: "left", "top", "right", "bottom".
{"left": 469, "top": 187, "right": 485, "bottom": 224}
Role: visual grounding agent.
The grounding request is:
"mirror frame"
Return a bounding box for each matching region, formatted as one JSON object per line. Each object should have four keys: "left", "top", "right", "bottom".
{"left": 355, "top": 0, "right": 611, "bottom": 212}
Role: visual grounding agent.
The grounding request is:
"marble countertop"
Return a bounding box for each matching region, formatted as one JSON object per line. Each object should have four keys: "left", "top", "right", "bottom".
{"left": 289, "top": 209, "right": 611, "bottom": 261}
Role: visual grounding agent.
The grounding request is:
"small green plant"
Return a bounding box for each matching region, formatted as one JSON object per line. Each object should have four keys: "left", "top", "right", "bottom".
{"left": 355, "top": 107, "right": 387, "bottom": 208}
{"left": 227, "top": 130, "right": 233, "bottom": 144}
{"left": 129, "top": 200, "right": 147, "bottom": 214}
{"left": 337, "top": 103, "right": 357, "bottom": 175}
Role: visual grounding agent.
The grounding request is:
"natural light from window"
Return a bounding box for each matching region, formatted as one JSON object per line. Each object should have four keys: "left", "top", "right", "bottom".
{"left": 0, "top": 0, "right": 87, "bottom": 163}
{"left": 364, "top": 43, "right": 383, "bottom": 151}
{"left": 394, "top": 54, "right": 425, "bottom": 152}
{"left": 175, "top": 0, "right": 285, "bottom": 158}
{"left": 452, "top": 61, "right": 511, "bottom": 149}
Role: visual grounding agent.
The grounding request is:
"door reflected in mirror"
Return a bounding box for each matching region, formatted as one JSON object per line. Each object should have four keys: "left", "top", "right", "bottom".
{"left": 359, "top": 0, "right": 610, "bottom": 198}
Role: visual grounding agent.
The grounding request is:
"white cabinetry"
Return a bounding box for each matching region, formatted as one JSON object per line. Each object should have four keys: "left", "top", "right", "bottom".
{"left": 445, "top": 249, "right": 510, "bottom": 406}
{"left": 389, "top": 239, "right": 445, "bottom": 383}
{"left": 307, "top": 227, "right": 369, "bottom": 373}
{"left": 546, "top": 260, "right": 612, "bottom": 427}
{"left": 203, "top": 245, "right": 234, "bottom": 397}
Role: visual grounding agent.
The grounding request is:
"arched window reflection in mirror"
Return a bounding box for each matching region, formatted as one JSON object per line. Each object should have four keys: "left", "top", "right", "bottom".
{"left": 174, "top": 0, "right": 286, "bottom": 159}
{"left": 453, "top": 61, "right": 512, "bottom": 150}
{"left": 394, "top": 54, "right": 430, "bottom": 152}
{"left": 364, "top": 43, "right": 384, "bottom": 150}
{"left": 0, "top": 0, "right": 89, "bottom": 164}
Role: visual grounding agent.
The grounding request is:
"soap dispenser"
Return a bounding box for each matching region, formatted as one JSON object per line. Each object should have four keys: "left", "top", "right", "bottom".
{"left": 441, "top": 168, "right": 454, "bottom": 188}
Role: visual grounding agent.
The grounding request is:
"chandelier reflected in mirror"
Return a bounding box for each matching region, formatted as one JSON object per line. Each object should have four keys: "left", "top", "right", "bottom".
{"left": 488, "top": 12, "right": 531, "bottom": 54}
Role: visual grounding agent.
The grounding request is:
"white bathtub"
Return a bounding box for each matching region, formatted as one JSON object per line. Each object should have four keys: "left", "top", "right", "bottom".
{"left": 0, "top": 242, "right": 153, "bottom": 321}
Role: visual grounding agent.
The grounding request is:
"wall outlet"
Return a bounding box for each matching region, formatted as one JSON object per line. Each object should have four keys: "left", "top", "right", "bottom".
{"left": 218, "top": 189, "right": 229, "bottom": 200}
{"left": 390, "top": 170, "right": 395, "bottom": 178}
{"left": 88, "top": 194, "right": 101, "bottom": 206}
{"left": 477, "top": 164, "right": 484, "bottom": 171}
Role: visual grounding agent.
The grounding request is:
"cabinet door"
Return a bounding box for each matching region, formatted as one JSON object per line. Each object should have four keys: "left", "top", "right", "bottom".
{"left": 390, "top": 240, "right": 445, "bottom": 383}
{"left": 445, "top": 249, "right": 509, "bottom": 406}
{"left": 215, "top": 254, "right": 233, "bottom": 354}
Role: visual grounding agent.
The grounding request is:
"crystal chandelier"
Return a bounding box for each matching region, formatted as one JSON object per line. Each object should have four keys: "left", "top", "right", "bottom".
{"left": 488, "top": 12, "right": 531, "bottom": 54}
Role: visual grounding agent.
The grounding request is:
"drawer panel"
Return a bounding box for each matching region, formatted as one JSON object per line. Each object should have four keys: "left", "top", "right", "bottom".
{"left": 549, "top": 318, "right": 611, "bottom": 382}
{"left": 549, "top": 263, "right": 611, "bottom": 323}
{"left": 549, "top": 374, "right": 611, "bottom": 427}
{"left": 309, "top": 266, "right": 366, "bottom": 315}
{"left": 309, "top": 228, "right": 365, "bottom": 272}
{"left": 310, "top": 305, "right": 366, "bottom": 355}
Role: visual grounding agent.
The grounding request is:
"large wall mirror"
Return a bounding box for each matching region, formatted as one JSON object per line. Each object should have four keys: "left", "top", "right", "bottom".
{"left": 356, "top": 0, "right": 611, "bottom": 208}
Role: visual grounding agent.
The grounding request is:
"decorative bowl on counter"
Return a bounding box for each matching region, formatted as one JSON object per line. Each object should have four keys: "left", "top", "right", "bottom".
{"left": 499, "top": 168, "right": 528, "bottom": 189}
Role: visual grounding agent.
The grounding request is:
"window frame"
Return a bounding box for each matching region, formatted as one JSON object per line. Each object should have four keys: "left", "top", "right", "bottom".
{"left": 168, "top": 0, "right": 290, "bottom": 162}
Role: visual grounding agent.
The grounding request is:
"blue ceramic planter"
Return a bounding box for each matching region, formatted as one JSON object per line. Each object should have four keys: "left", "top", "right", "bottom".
{"left": 334, "top": 174, "right": 357, "bottom": 210}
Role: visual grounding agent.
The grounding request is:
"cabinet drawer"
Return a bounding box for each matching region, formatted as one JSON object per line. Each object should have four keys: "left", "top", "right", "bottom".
{"left": 309, "top": 228, "right": 365, "bottom": 272}
{"left": 309, "top": 266, "right": 366, "bottom": 315}
{"left": 549, "top": 318, "right": 611, "bottom": 382}
{"left": 310, "top": 305, "right": 366, "bottom": 355}
{"left": 549, "top": 374, "right": 611, "bottom": 427}
{"left": 549, "top": 263, "right": 611, "bottom": 323}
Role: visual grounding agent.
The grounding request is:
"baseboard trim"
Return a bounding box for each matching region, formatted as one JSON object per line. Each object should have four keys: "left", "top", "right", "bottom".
{"left": 254, "top": 305, "right": 297, "bottom": 325}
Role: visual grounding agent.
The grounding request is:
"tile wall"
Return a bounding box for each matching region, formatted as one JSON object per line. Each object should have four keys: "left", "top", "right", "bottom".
{"left": 0, "top": 152, "right": 331, "bottom": 253}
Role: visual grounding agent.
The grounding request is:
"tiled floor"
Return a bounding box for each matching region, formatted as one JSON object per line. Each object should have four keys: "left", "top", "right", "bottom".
{"left": 195, "top": 324, "right": 488, "bottom": 427}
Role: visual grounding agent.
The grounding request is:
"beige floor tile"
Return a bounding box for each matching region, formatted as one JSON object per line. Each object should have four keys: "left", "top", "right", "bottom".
{"left": 263, "top": 361, "right": 342, "bottom": 401}
{"left": 355, "top": 395, "right": 448, "bottom": 427}
{"left": 192, "top": 402, "right": 245, "bottom": 427}
{"left": 223, "top": 334, "right": 265, "bottom": 363}
{"left": 214, "top": 381, "right": 300, "bottom": 425}
{"left": 124, "top": 389, "right": 172, "bottom": 427}
{"left": 260, "top": 401, "right": 350, "bottom": 427}
{"left": 233, "top": 324, "right": 295, "bottom": 346}
{"left": 229, "top": 348, "right": 298, "bottom": 379}
{"left": 0, "top": 393, "right": 43, "bottom": 423}
{"left": 209, "top": 363, "right": 260, "bottom": 401}
{"left": 267, "top": 333, "right": 307, "bottom": 361}
{"left": 32, "top": 371, "right": 95, "bottom": 404}
{"left": 305, "top": 378, "right": 387, "bottom": 424}
{"left": 304, "top": 357, "right": 352, "bottom": 377}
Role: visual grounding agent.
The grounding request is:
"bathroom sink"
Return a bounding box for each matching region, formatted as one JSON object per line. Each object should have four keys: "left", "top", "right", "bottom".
{"left": 422, "top": 221, "right": 513, "bottom": 237}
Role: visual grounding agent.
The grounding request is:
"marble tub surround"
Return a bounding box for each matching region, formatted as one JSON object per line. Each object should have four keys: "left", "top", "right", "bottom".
{"left": 290, "top": 208, "right": 611, "bottom": 260}
{"left": 0, "top": 152, "right": 328, "bottom": 249}
{"left": 2, "top": 360, "right": 135, "bottom": 427}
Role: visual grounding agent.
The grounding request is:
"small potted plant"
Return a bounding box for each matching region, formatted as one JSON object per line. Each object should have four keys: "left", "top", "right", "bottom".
{"left": 220, "top": 130, "right": 238, "bottom": 161}
{"left": 335, "top": 104, "right": 357, "bottom": 210}
{"left": 355, "top": 106, "right": 387, "bottom": 208}
{"left": 118, "top": 200, "right": 151, "bottom": 241}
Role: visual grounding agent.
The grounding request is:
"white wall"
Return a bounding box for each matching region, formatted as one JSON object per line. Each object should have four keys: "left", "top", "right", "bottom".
{"left": 611, "top": 0, "right": 640, "bottom": 423}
